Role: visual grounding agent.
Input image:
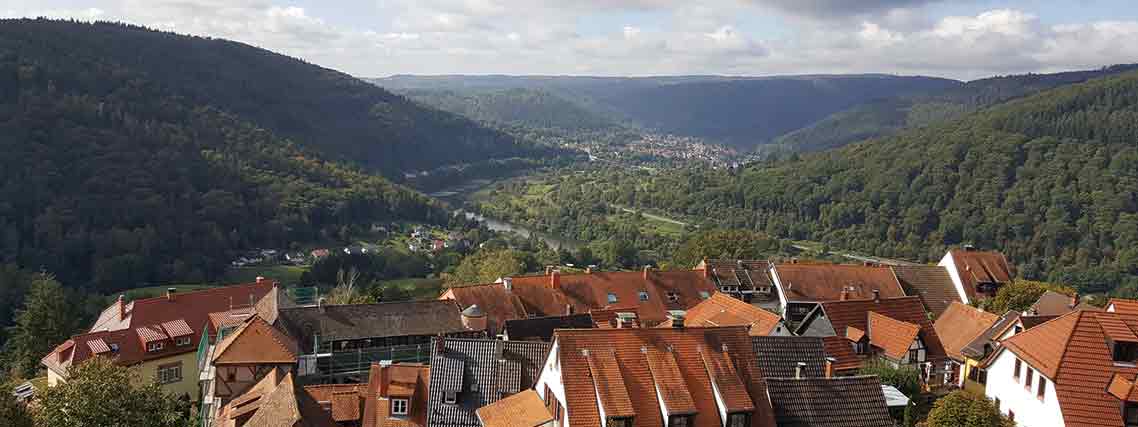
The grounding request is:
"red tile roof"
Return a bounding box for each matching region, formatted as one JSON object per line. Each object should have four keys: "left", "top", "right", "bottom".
{"left": 362, "top": 363, "right": 430, "bottom": 427}
{"left": 818, "top": 296, "right": 947, "bottom": 364}
{"left": 867, "top": 312, "right": 921, "bottom": 361}
{"left": 161, "top": 319, "right": 194, "bottom": 338}
{"left": 821, "top": 336, "right": 863, "bottom": 372}
{"left": 891, "top": 265, "right": 961, "bottom": 318}
{"left": 664, "top": 293, "right": 782, "bottom": 335}
{"left": 212, "top": 316, "right": 298, "bottom": 365}
{"left": 773, "top": 264, "right": 905, "bottom": 303}
{"left": 1109, "top": 299, "right": 1138, "bottom": 315}
{"left": 214, "top": 368, "right": 338, "bottom": 427}
{"left": 475, "top": 390, "right": 553, "bottom": 427}
{"left": 934, "top": 302, "right": 1000, "bottom": 361}
{"left": 441, "top": 270, "right": 716, "bottom": 328}
{"left": 946, "top": 249, "right": 1013, "bottom": 301}
{"left": 645, "top": 347, "right": 698, "bottom": 415}
{"left": 1000, "top": 309, "right": 1138, "bottom": 427}
{"left": 587, "top": 349, "right": 636, "bottom": 418}
{"left": 44, "top": 281, "right": 275, "bottom": 376}
{"left": 551, "top": 327, "right": 775, "bottom": 427}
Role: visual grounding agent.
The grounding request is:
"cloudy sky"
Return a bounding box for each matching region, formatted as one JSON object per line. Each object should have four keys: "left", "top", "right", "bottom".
{"left": 4, "top": 0, "right": 1138, "bottom": 80}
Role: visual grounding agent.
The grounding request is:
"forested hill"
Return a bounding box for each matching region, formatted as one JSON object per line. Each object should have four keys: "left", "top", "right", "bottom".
{"left": 0, "top": 19, "right": 547, "bottom": 176}
{"left": 775, "top": 64, "right": 1138, "bottom": 153}
{"left": 373, "top": 74, "right": 960, "bottom": 149}
{"left": 592, "top": 70, "right": 1138, "bottom": 295}
{"left": 0, "top": 19, "right": 451, "bottom": 291}
{"left": 396, "top": 88, "right": 618, "bottom": 131}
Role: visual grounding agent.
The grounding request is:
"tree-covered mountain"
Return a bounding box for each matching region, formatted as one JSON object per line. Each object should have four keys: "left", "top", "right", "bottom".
{"left": 373, "top": 74, "right": 961, "bottom": 149}
{"left": 0, "top": 19, "right": 459, "bottom": 291}
{"left": 775, "top": 64, "right": 1138, "bottom": 153}
{"left": 1, "top": 19, "right": 547, "bottom": 177}
{"left": 522, "top": 70, "right": 1138, "bottom": 294}
{"left": 396, "top": 88, "right": 617, "bottom": 131}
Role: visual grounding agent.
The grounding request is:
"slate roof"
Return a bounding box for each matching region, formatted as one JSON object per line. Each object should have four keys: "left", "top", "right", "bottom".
{"left": 475, "top": 390, "right": 552, "bottom": 427}
{"left": 427, "top": 338, "right": 551, "bottom": 427}
{"left": 945, "top": 249, "right": 1013, "bottom": 302}
{"left": 772, "top": 264, "right": 905, "bottom": 303}
{"left": 551, "top": 326, "right": 776, "bottom": 427}
{"left": 502, "top": 314, "right": 594, "bottom": 341}
{"left": 751, "top": 336, "right": 827, "bottom": 379}
{"left": 662, "top": 293, "right": 783, "bottom": 335}
{"left": 998, "top": 309, "right": 1138, "bottom": 427}
{"left": 278, "top": 300, "right": 474, "bottom": 350}
{"left": 812, "top": 296, "right": 947, "bottom": 365}
{"left": 891, "top": 265, "right": 961, "bottom": 318}
{"left": 699, "top": 259, "right": 774, "bottom": 292}
{"left": 43, "top": 281, "right": 275, "bottom": 376}
{"left": 765, "top": 376, "right": 894, "bottom": 427}
{"left": 934, "top": 302, "right": 999, "bottom": 361}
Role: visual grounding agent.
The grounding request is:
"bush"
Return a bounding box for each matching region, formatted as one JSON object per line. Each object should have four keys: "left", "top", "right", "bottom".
{"left": 925, "top": 391, "right": 1012, "bottom": 427}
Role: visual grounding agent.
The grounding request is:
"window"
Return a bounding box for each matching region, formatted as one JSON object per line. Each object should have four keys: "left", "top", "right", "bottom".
{"left": 854, "top": 341, "right": 867, "bottom": 355}
{"left": 147, "top": 341, "right": 164, "bottom": 352}
{"left": 1013, "top": 359, "right": 1021, "bottom": 381}
{"left": 609, "top": 418, "right": 632, "bottom": 427}
{"left": 667, "top": 292, "right": 680, "bottom": 303}
{"left": 967, "top": 367, "right": 988, "bottom": 384}
{"left": 1115, "top": 342, "right": 1138, "bottom": 363}
{"left": 175, "top": 337, "right": 191, "bottom": 346}
{"left": 444, "top": 391, "right": 457, "bottom": 404}
{"left": 670, "top": 415, "right": 691, "bottom": 427}
{"left": 391, "top": 398, "right": 409, "bottom": 415}
{"left": 157, "top": 363, "right": 182, "bottom": 385}
{"left": 638, "top": 291, "right": 649, "bottom": 302}
{"left": 226, "top": 369, "right": 236, "bottom": 382}
{"left": 1125, "top": 403, "right": 1138, "bottom": 427}
{"left": 908, "top": 349, "right": 920, "bottom": 363}
{"left": 1038, "top": 377, "right": 1047, "bottom": 400}
{"left": 727, "top": 413, "right": 750, "bottom": 427}
{"left": 109, "top": 343, "right": 119, "bottom": 352}
{"left": 1025, "top": 368, "right": 1033, "bottom": 391}
{"left": 607, "top": 293, "right": 618, "bottom": 304}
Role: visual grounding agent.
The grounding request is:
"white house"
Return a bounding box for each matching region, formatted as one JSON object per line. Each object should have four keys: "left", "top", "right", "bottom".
{"left": 937, "top": 247, "right": 1013, "bottom": 306}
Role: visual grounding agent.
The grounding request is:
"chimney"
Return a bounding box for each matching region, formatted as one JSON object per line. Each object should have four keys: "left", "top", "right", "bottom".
{"left": 318, "top": 297, "right": 327, "bottom": 313}
{"left": 166, "top": 288, "right": 176, "bottom": 302}
{"left": 643, "top": 265, "right": 652, "bottom": 280}
{"left": 503, "top": 277, "right": 513, "bottom": 292}
{"left": 1069, "top": 293, "right": 1079, "bottom": 309}
{"left": 118, "top": 295, "right": 126, "bottom": 320}
{"left": 256, "top": 276, "right": 267, "bottom": 284}
{"left": 545, "top": 265, "right": 554, "bottom": 275}
{"left": 824, "top": 357, "right": 835, "bottom": 379}
{"left": 795, "top": 362, "right": 805, "bottom": 379}
{"left": 839, "top": 287, "right": 849, "bottom": 301}
{"left": 585, "top": 266, "right": 593, "bottom": 274}
{"left": 872, "top": 289, "right": 880, "bottom": 303}
{"left": 378, "top": 364, "right": 389, "bottom": 397}
{"left": 701, "top": 258, "right": 710, "bottom": 278}
{"left": 791, "top": 258, "right": 799, "bottom": 264}
{"left": 549, "top": 271, "right": 560, "bottom": 291}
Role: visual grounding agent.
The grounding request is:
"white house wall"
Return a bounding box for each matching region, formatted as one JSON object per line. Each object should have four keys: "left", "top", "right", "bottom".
{"left": 937, "top": 252, "right": 971, "bottom": 305}
{"left": 985, "top": 349, "right": 1064, "bottom": 427}
{"left": 536, "top": 339, "right": 569, "bottom": 427}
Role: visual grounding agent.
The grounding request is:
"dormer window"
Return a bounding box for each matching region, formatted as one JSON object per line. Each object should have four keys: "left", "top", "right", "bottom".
{"left": 669, "top": 415, "right": 691, "bottom": 427}
{"left": 853, "top": 341, "right": 868, "bottom": 354}
{"left": 727, "top": 412, "right": 750, "bottom": 427}
{"left": 609, "top": 417, "right": 633, "bottom": 427}
{"left": 175, "top": 337, "right": 191, "bottom": 346}
{"left": 391, "top": 398, "right": 409, "bottom": 416}
{"left": 1115, "top": 342, "right": 1138, "bottom": 363}
{"left": 444, "top": 391, "right": 457, "bottom": 404}
{"left": 607, "top": 293, "right": 618, "bottom": 304}
{"left": 638, "top": 291, "right": 649, "bottom": 302}
{"left": 147, "top": 341, "right": 164, "bottom": 352}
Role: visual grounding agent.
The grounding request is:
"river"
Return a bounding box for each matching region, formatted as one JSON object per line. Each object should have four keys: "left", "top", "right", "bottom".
{"left": 425, "top": 180, "right": 582, "bottom": 251}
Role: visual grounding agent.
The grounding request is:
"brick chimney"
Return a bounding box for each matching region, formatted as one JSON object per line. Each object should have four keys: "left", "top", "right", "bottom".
{"left": 824, "top": 357, "right": 835, "bottom": 378}
{"left": 643, "top": 265, "right": 652, "bottom": 280}
{"left": 872, "top": 289, "right": 880, "bottom": 303}
{"left": 256, "top": 276, "right": 267, "bottom": 284}
{"left": 166, "top": 288, "right": 176, "bottom": 302}
{"left": 502, "top": 277, "right": 513, "bottom": 293}
{"left": 549, "top": 271, "right": 561, "bottom": 291}
{"left": 1069, "top": 293, "right": 1079, "bottom": 309}
{"left": 378, "top": 364, "right": 389, "bottom": 397}
{"left": 118, "top": 295, "right": 126, "bottom": 320}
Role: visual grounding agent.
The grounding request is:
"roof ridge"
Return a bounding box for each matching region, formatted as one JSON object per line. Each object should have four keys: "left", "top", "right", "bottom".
{"left": 1050, "top": 311, "right": 1088, "bottom": 381}
{"left": 129, "top": 281, "right": 267, "bottom": 305}
{"left": 1004, "top": 310, "right": 1082, "bottom": 377}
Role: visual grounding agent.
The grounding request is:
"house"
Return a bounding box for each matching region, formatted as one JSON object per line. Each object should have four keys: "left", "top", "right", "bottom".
{"left": 41, "top": 280, "right": 275, "bottom": 400}
{"left": 934, "top": 302, "right": 1000, "bottom": 391}
{"left": 890, "top": 265, "right": 962, "bottom": 319}
{"left": 427, "top": 337, "right": 551, "bottom": 427}
{"left": 502, "top": 314, "right": 596, "bottom": 341}
{"left": 1028, "top": 290, "right": 1097, "bottom": 316}
{"left": 212, "top": 368, "right": 337, "bottom": 427}
{"left": 954, "top": 310, "right": 1058, "bottom": 394}
{"left": 348, "top": 362, "right": 430, "bottom": 427}
{"left": 794, "top": 295, "right": 947, "bottom": 382}
{"left": 750, "top": 336, "right": 830, "bottom": 379}
{"left": 983, "top": 303, "right": 1138, "bottom": 427}
{"left": 694, "top": 259, "right": 775, "bottom": 303}
{"left": 438, "top": 268, "right": 717, "bottom": 335}
{"left": 768, "top": 263, "right": 906, "bottom": 323}
{"left": 276, "top": 300, "right": 486, "bottom": 380}
{"left": 937, "top": 247, "right": 1013, "bottom": 305}
{"left": 476, "top": 390, "right": 554, "bottom": 427}
{"left": 659, "top": 292, "right": 788, "bottom": 336}
{"left": 533, "top": 325, "right": 777, "bottom": 427}
{"left": 765, "top": 375, "right": 894, "bottom": 427}
{"left": 200, "top": 316, "right": 300, "bottom": 426}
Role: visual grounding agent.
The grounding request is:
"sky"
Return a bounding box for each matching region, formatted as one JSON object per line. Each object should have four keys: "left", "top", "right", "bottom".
{"left": 3, "top": 0, "right": 1138, "bottom": 80}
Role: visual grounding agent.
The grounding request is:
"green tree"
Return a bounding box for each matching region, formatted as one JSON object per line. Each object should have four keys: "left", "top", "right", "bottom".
{"left": 980, "top": 279, "right": 1075, "bottom": 314}
{"left": 35, "top": 357, "right": 189, "bottom": 427}
{"left": 0, "top": 392, "right": 33, "bottom": 427}
{"left": 671, "top": 229, "right": 782, "bottom": 267}
{"left": 2, "top": 274, "right": 82, "bottom": 377}
{"left": 447, "top": 249, "right": 529, "bottom": 285}
{"left": 858, "top": 360, "right": 921, "bottom": 398}
{"left": 925, "top": 391, "right": 1012, "bottom": 427}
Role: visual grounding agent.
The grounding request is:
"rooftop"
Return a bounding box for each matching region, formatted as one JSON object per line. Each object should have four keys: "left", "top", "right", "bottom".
{"left": 278, "top": 300, "right": 475, "bottom": 351}
{"left": 663, "top": 292, "right": 783, "bottom": 335}
{"left": 750, "top": 336, "right": 827, "bottom": 379}
{"left": 427, "top": 338, "right": 551, "bottom": 427}
{"left": 765, "top": 376, "right": 894, "bottom": 427}
{"left": 475, "top": 390, "right": 553, "bottom": 427}
{"left": 934, "top": 302, "right": 1000, "bottom": 361}
{"left": 773, "top": 264, "right": 905, "bottom": 303}
{"left": 805, "top": 296, "right": 947, "bottom": 364}
{"left": 891, "top": 265, "right": 960, "bottom": 318}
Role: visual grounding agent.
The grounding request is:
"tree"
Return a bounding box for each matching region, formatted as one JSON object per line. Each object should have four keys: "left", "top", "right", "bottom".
{"left": 858, "top": 360, "right": 921, "bottom": 398}
{"left": 2, "top": 274, "right": 82, "bottom": 377}
{"left": 980, "top": 279, "right": 1075, "bottom": 314}
{"left": 925, "top": 391, "right": 1012, "bottom": 427}
{"left": 671, "top": 229, "right": 782, "bottom": 267}
{"left": 0, "top": 392, "right": 33, "bottom": 427}
{"left": 325, "top": 267, "right": 375, "bottom": 305}
{"left": 447, "top": 249, "right": 529, "bottom": 285}
{"left": 34, "top": 357, "right": 189, "bottom": 427}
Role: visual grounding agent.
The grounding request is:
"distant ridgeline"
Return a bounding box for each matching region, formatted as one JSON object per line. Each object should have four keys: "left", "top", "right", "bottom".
{"left": 0, "top": 19, "right": 549, "bottom": 290}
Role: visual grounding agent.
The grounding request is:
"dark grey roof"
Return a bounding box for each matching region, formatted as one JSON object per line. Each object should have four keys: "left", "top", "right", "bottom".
{"left": 706, "top": 259, "right": 773, "bottom": 292}
{"left": 961, "top": 310, "right": 1020, "bottom": 359}
{"left": 278, "top": 300, "right": 469, "bottom": 345}
{"left": 502, "top": 314, "right": 594, "bottom": 341}
{"left": 461, "top": 304, "right": 485, "bottom": 317}
{"left": 793, "top": 304, "right": 835, "bottom": 337}
{"left": 751, "top": 336, "right": 827, "bottom": 379}
{"left": 427, "top": 338, "right": 551, "bottom": 427}
{"left": 891, "top": 265, "right": 960, "bottom": 319}
{"left": 766, "top": 376, "right": 894, "bottom": 427}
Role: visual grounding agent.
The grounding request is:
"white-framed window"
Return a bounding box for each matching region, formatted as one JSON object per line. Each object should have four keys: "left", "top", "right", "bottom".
{"left": 157, "top": 363, "right": 182, "bottom": 385}
{"left": 391, "top": 398, "right": 409, "bottom": 415}
{"left": 147, "top": 341, "right": 164, "bottom": 352}
{"left": 444, "top": 391, "right": 458, "bottom": 404}
{"left": 175, "top": 337, "right": 191, "bottom": 346}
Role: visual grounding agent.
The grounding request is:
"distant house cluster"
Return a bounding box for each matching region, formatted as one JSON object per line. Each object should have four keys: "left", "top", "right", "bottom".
{"left": 31, "top": 246, "right": 1121, "bottom": 427}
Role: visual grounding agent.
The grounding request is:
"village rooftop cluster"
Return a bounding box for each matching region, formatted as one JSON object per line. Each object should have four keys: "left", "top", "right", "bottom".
{"left": 24, "top": 247, "right": 1126, "bottom": 427}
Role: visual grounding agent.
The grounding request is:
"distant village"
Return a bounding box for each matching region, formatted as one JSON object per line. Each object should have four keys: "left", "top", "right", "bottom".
{"left": 19, "top": 246, "right": 1125, "bottom": 427}
{"left": 229, "top": 224, "right": 471, "bottom": 269}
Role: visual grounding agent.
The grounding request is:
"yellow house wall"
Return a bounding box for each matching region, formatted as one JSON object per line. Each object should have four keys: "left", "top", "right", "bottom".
{"left": 961, "top": 358, "right": 986, "bottom": 395}
{"left": 132, "top": 351, "right": 201, "bottom": 401}
{"left": 47, "top": 368, "right": 65, "bottom": 387}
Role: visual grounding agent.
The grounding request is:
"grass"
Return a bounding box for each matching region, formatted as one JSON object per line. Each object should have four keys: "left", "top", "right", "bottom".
{"left": 223, "top": 265, "right": 308, "bottom": 285}
{"left": 378, "top": 277, "right": 444, "bottom": 300}
{"left": 117, "top": 284, "right": 216, "bottom": 300}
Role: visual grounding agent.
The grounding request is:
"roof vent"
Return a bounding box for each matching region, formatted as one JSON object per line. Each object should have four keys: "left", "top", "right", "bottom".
{"left": 795, "top": 362, "right": 806, "bottom": 379}
{"left": 166, "top": 288, "right": 176, "bottom": 302}
{"left": 872, "top": 289, "right": 881, "bottom": 303}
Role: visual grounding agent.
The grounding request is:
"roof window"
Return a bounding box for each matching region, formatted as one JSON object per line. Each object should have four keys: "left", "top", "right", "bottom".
{"left": 607, "top": 293, "right": 618, "bottom": 304}
{"left": 638, "top": 291, "right": 649, "bottom": 302}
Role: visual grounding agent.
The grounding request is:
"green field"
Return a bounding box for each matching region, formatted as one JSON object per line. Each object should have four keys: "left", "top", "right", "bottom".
{"left": 223, "top": 265, "right": 308, "bottom": 285}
